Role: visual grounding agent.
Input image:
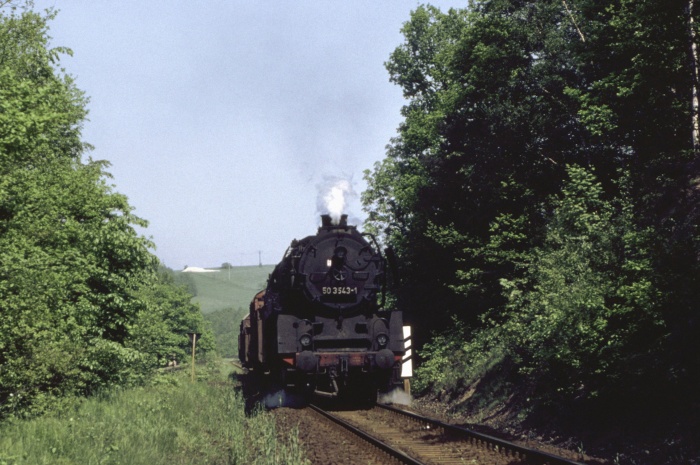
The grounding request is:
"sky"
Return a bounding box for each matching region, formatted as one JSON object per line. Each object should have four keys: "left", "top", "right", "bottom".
{"left": 33, "top": 1, "right": 465, "bottom": 268}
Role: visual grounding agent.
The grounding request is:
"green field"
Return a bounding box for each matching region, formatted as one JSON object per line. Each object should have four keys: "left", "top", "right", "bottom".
{"left": 175, "top": 265, "right": 274, "bottom": 314}
{"left": 175, "top": 265, "right": 276, "bottom": 358}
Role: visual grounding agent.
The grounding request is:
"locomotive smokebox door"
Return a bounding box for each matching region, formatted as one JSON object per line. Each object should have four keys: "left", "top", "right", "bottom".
{"left": 298, "top": 223, "right": 382, "bottom": 312}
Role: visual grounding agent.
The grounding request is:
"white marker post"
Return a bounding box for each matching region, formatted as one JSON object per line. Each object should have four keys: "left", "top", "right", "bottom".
{"left": 401, "top": 326, "right": 413, "bottom": 395}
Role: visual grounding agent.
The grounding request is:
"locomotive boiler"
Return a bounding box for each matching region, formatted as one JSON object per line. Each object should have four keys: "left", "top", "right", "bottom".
{"left": 238, "top": 214, "right": 404, "bottom": 404}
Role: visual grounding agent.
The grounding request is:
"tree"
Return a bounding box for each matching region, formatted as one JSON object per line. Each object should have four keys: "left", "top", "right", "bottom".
{"left": 365, "top": 0, "right": 700, "bottom": 416}
{"left": 130, "top": 266, "right": 215, "bottom": 365}
{"left": 0, "top": 5, "right": 213, "bottom": 418}
{"left": 364, "top": 2, "right": 590, "bottom": 340}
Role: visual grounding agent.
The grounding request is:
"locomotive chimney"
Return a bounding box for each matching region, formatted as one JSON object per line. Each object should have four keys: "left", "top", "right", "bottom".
{"left": 321, "top": 214, "right": 349, "bottom": 228}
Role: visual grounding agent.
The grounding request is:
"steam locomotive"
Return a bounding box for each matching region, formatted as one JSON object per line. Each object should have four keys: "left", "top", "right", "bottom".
{"left": 238, "top": 214, "right": 405, "bottom": 404}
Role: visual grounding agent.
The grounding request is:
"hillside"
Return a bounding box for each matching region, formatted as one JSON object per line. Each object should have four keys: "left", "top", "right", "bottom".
{"left": 175, "top": 265, "right": 274, "bottom": 314}
{"left": 175, "top": 265, "right": 275, "bottom": 358}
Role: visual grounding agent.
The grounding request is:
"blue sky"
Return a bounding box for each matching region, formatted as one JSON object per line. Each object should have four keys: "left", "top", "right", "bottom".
{"left": 35, "top": 1, "right": 465, "bottom": 268}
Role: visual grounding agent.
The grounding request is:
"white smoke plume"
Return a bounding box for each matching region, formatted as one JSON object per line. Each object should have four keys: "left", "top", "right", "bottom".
{"left": 316, "top": 175, "right": 357, "bottom": 224}
{"left": 378, "top": 388, "right": 412, "bottom": 406}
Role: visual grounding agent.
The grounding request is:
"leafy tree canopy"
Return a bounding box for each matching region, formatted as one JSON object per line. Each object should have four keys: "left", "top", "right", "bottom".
{"left": 364, "top": 0, "right": 700, "bottom": 415}
{"left": 0, "top": 4, "right": 212, "bottom": 419}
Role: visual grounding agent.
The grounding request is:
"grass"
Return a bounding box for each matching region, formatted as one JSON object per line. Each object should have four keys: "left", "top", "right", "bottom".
{"left": 0, "top": 360, "right": 309, "bottom": 465}
{"left": 176, "top": 266, "right": 274, "bottom": 314}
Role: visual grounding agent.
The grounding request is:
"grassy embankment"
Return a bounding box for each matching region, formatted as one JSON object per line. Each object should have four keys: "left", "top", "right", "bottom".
{"left": 0, "top": 360, "right": 309, "bottom": 465}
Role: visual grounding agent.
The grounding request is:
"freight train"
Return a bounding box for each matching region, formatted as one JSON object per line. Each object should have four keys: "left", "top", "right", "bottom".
{"left": 238, "top": 214, "right": 405, "bottom": 405}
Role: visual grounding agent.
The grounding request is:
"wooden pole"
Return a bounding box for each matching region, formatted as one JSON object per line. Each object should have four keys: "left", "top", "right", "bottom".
{"left": 188, "top": 333, "right": 200, "bottom": 382}
{"left": 191, "top": 335, "right": 196, "bottom": 382}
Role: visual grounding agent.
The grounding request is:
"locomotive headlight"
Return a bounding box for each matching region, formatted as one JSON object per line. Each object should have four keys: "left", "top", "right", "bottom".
{"left": 300, "top": 334, "right": 312, "bottom": 347}
{"left": 376, "top": 334, "right": 389, "bottom": 347}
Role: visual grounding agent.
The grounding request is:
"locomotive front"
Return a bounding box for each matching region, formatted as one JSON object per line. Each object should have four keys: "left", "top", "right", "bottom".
{"left": 240, "top": 214, "right": 404, "bottom": 403}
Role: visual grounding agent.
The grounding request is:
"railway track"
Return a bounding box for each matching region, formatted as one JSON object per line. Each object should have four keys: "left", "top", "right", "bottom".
{"left": 237, "top": 361, "right": 590, "bottom": 463}
{"left": 304, "top": 402, "right": 588, "bottom": 465}
{"left": 308, "top": 404, "right": 425, "bottom": 465}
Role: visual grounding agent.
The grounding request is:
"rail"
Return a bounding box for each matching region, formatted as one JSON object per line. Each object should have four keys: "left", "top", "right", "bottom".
{"left": 377, "top": 403, "right": 587, "bottom": 465}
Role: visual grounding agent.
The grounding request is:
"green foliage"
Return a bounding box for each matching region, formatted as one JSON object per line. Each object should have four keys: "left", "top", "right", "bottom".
{"left": 367, "top": 0, "right": 700, "bottom": 419}
{"left": 364, "top": 1, "right": 593, "bottom": 341}
{"left": 416, "top": 166, "right": 663, "bottom": 407}
{"left": 0, "top": 363, "right": 310, "bottom": 465}
{"left": 412, "top": 317, "right": 467, "bottom": 393}
{"left": 130, "top": 267, "right": 215, "bottom": 366}
{"left": 203, "top": 306, "right": 246, "bottom": 358}
{"left": 501, "top": 167, "right": 660, "bottom": 400}
{"left": 0, "top": 5, "right": 213, "bottom": 419}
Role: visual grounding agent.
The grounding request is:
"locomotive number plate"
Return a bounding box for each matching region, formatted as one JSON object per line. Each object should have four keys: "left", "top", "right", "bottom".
{"left": 322, "top": 286, "right": 358, "bottom": 295}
